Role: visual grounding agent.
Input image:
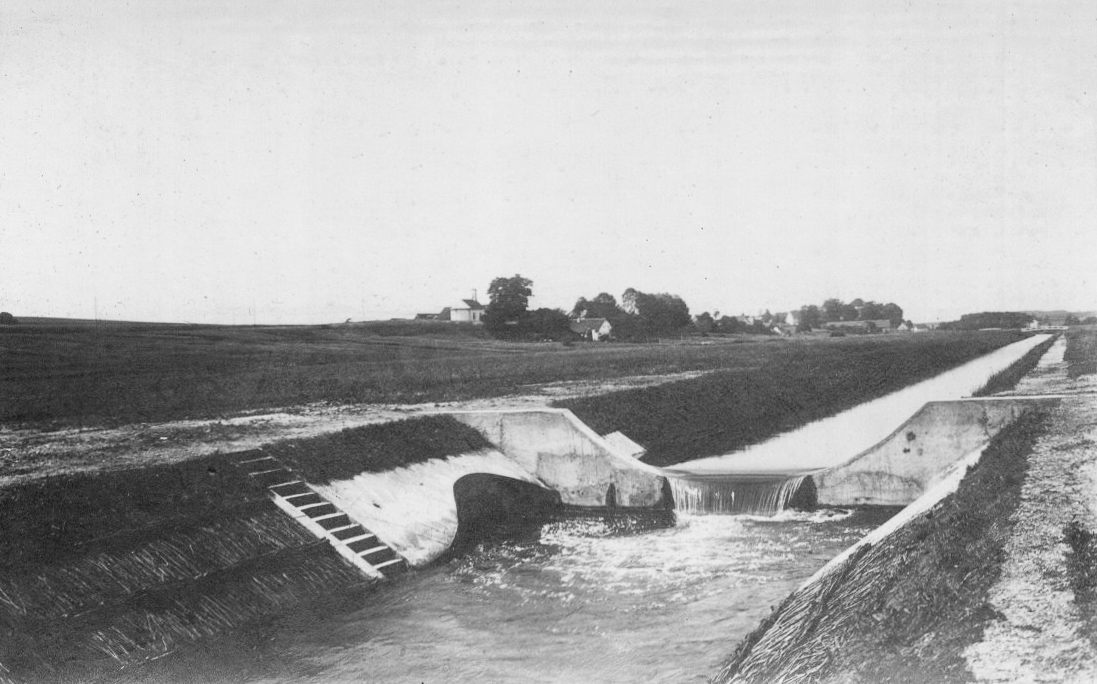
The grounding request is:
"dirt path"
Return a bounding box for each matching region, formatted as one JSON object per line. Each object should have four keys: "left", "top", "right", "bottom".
{"left": 965, "top": 336, "right": 1097, "bottom": 683}
{"left": 0, "top": 371, "right": 708, "bottom": 487}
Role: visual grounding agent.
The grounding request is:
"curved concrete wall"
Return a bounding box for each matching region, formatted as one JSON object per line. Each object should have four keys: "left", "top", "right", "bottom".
{"left": 445, "top": 409, "right": 671, "bottom": 508}
{"left": 312, "top": 449, "right": 546, "bottom": 567}
{"left": 815, "top": 397, "right": 1059, "bottom": 506}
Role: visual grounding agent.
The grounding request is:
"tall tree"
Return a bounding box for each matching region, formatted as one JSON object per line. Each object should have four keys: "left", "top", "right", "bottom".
{"left": 483, "top": 274, "right": 533, "bottom": 335}
{"left": 881, "top": 302, "right": 904, "bottom": 326}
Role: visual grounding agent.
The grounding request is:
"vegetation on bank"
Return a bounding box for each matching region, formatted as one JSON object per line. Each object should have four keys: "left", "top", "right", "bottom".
{"left": 0, "top": 454, "right": 269, "bottom": 571}
{"left": 717, "top": 410, "right": 1048, "bottom": 684}
{"left": 1065, "top": 517, "right": 1097, "bottom": 651}
{"left": 0, "top": 319, "right": 1018, "bottom": 429}
{"left": 261, "top": 415, "right": 493, "bottom": 484}
{"left": 973, "top": 334, "right": 1058, "bottom": 396}
{"left": 1065, "top": 327, "right": 1097, "bottom": 378}
{"left": 557, "top": 333, "right": 1027, "bottom": 466}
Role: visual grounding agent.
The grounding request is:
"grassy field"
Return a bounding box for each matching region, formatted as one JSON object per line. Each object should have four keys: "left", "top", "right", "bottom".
{"left": 1, "top": 317, "right": 1026, "bottom": 429}
{"left": 557, "top": 332, "right": 1032, "bottom": 466}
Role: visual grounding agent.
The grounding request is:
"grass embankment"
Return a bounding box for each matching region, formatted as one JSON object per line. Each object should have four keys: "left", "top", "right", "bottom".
{"left": 1065, "top": 519, "right": 1097, "bottom": 651}
{"left": 1065, "top": 327, "right": 1097, "bottom": 378}
{"left": 261, "top": 414, "right": 493, "bottom": 484}
{"left": 557, "top": 333, "right": 1027, "bottom": 466}
{"left": 0, "top": 454, "right": 269, "bottom": 571}
{"left": 1, "top": 320, "right": 1023, "bottom": 430}
{"left": 717, "top": 410, "right": 1048, "bottom": 684}
{"left": 973, "top": 333, "right": 1058, "bottom": 396}
{"left": 0, "top": 454, "right": 371, "bottom": 682}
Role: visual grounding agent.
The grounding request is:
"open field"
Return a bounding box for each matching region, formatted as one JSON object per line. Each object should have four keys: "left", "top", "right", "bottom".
{"left": 557, "top": 332, "right": 1035, "bottom": 466}
{"left": 1, "top": 318, "right": 1027, "bottom": 430}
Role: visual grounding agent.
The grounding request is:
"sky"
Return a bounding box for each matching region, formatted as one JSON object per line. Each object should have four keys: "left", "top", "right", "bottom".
{"left": 1, "top": 0, "right": 1094, "bottom": 324}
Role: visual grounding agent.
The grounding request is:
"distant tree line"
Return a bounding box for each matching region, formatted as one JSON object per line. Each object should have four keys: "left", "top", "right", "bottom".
{"left": 938, "top": 312, "right": 1034, "bottom": 330}
{"left": 480, "top": 275, "right": 910, "bottom": 342}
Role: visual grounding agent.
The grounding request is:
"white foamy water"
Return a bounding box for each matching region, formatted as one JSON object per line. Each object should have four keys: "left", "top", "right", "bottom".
{"left": 667, "top": 334, "right": 1052, "bottom": 477}
{"left": 133, "top": 511, "right": 891, "bottom": 684}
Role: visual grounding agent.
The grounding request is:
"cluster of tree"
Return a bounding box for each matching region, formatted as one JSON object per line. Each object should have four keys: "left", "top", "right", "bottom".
{"left": 0, "top": 312, "right": 17, "bottom": 325}
{"left": 482, "top": 275, "right": 572, "bottom": 340}
{"left": 691, "top": 312, "right": 773, "bottom": 335}
{"left": 571, "top": 288, "right": 691, "bottom": 341}
{"left": 481, "top": 275, "right": 698, "bottom": 342}
{"left": 798, "top": 298, "right": 905, "bottom": 328}
{"left": 482, "top": 277, "right": 917, "bottom": 342}
{"left": 939, "top": 312, "right": 1034, "bottom": 330}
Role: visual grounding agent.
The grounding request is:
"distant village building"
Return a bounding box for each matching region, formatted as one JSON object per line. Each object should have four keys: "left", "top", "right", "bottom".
{"left": 825, "top": 319, "right": 893, "bottom": 334}
{"left": 784, "top": 311, "right": 801, "bottom": 327}
{"left": 570, "top": 318, "right": 612, "bottom": 341}
{"left": 449, "top": 297, "right": 485, "bottom": 323}
{"left": 416, "top": 292, "right": 485, "bottom": 323}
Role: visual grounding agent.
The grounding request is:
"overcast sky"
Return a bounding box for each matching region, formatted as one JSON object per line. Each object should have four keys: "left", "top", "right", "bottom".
{"left": 2, "top": 0, "right": 1094, "bottom": 324}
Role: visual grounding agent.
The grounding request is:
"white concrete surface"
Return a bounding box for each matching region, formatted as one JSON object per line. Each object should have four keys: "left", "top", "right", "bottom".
{"left": 312, "top": 449, "right": 544, "bottom": 567}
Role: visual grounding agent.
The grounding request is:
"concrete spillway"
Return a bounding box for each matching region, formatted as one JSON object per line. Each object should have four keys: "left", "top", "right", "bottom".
{"left": 664, "top": 334, "right": 1055, "bottom": 511}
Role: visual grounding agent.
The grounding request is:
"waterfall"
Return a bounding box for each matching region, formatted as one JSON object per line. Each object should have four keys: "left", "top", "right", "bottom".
{"left": 669, "top": 476, "right": 808, "bottom": 515}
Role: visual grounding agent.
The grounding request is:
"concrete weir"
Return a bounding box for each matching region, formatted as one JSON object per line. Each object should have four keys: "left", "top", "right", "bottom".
{"left": 445, "top": 408, "right": 671, "bottom": 508}
{"left": 814, "top": 396, "right": 1061, "bottom": 506}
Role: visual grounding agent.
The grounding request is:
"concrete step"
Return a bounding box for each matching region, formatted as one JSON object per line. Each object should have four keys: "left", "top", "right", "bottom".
{"left": 345, "top": 536, "right": 380, "bottom": 553}
{"left": 250, "top": 469, "right": 296, "bottom": 488}
{"left": 302, "top": 503, "right": 341, "bottom": 519}
{"left": 372, "top": 558, "right": 408, "bottom": 577}
{"left": 269, "top": 481, "right": 309, "bottom": 497}
{"left": 227, "top": 449, "right": 409, "bottom": 582}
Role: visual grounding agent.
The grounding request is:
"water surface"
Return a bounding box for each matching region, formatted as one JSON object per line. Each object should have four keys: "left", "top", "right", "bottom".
{"left": 134, "top": 509, "right": 894, "bottom": 684}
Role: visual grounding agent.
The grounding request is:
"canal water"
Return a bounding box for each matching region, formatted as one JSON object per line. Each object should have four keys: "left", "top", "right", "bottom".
{"left": 133, "top": 508, "right": 895, "bottom": 684}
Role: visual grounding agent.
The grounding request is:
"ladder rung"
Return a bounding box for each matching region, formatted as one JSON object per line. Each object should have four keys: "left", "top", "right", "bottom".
{"left": 372, "top": 559, "right": 405, "bottom": 570}
{"left": 236, "top": 456, "right": 275, "bottom": 465}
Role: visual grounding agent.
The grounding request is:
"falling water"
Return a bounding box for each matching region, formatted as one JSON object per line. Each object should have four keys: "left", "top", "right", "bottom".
{"left": 670, "top": 476, "right": 808, "bottom": 515}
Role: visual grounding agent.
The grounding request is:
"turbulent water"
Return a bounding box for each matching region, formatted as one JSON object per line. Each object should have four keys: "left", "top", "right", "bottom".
{"left": 133, "top": 509, "right": 894, "bottom": 684}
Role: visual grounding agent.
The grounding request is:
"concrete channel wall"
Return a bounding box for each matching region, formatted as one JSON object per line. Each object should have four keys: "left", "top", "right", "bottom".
{"left": 446, "top": 409, "right": 672, "bottom": 508}
{"left": 815, "top": 397, "right": 1059, "bottom": 506}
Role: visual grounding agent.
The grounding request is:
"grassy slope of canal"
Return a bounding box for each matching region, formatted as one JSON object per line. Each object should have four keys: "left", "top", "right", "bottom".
{"left": 556, "top": 332, "right": 1035, "bottom": 466}
{"left": 715, "top": 410, "right": 1048, "bottom": 684}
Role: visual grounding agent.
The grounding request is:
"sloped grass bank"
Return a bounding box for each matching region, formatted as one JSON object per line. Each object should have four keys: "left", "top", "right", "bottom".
{"left": 260, "top": 415, "right": 493, "bottom": 484}
{"left": 557, "top": 333, "right": 1026, "bottom": 467}
{"left": 1066, "top": 518, "right": 1097, "bottom": 651}
{"left": 973, "top": 334, "right": 1057, "bottom": 396}
{"left": 715, "top": 410, "right": 1047, "bottom": 684}
{"left": 0, "top": 454, "right": 268, "bottom": 571}
{"left": 0, "top": 455, "right": 368, "bottom": 683}
{"left": 1065, "top": 327, "right": 1097, "bottom": 378}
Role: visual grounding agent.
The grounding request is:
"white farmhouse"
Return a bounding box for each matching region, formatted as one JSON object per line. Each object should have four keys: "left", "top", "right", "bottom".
{"left": 570, "top": 318, "right": 613, "bottom": 341}
{"left": 449, "top": 298, "right": 485, "bottom": 323}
